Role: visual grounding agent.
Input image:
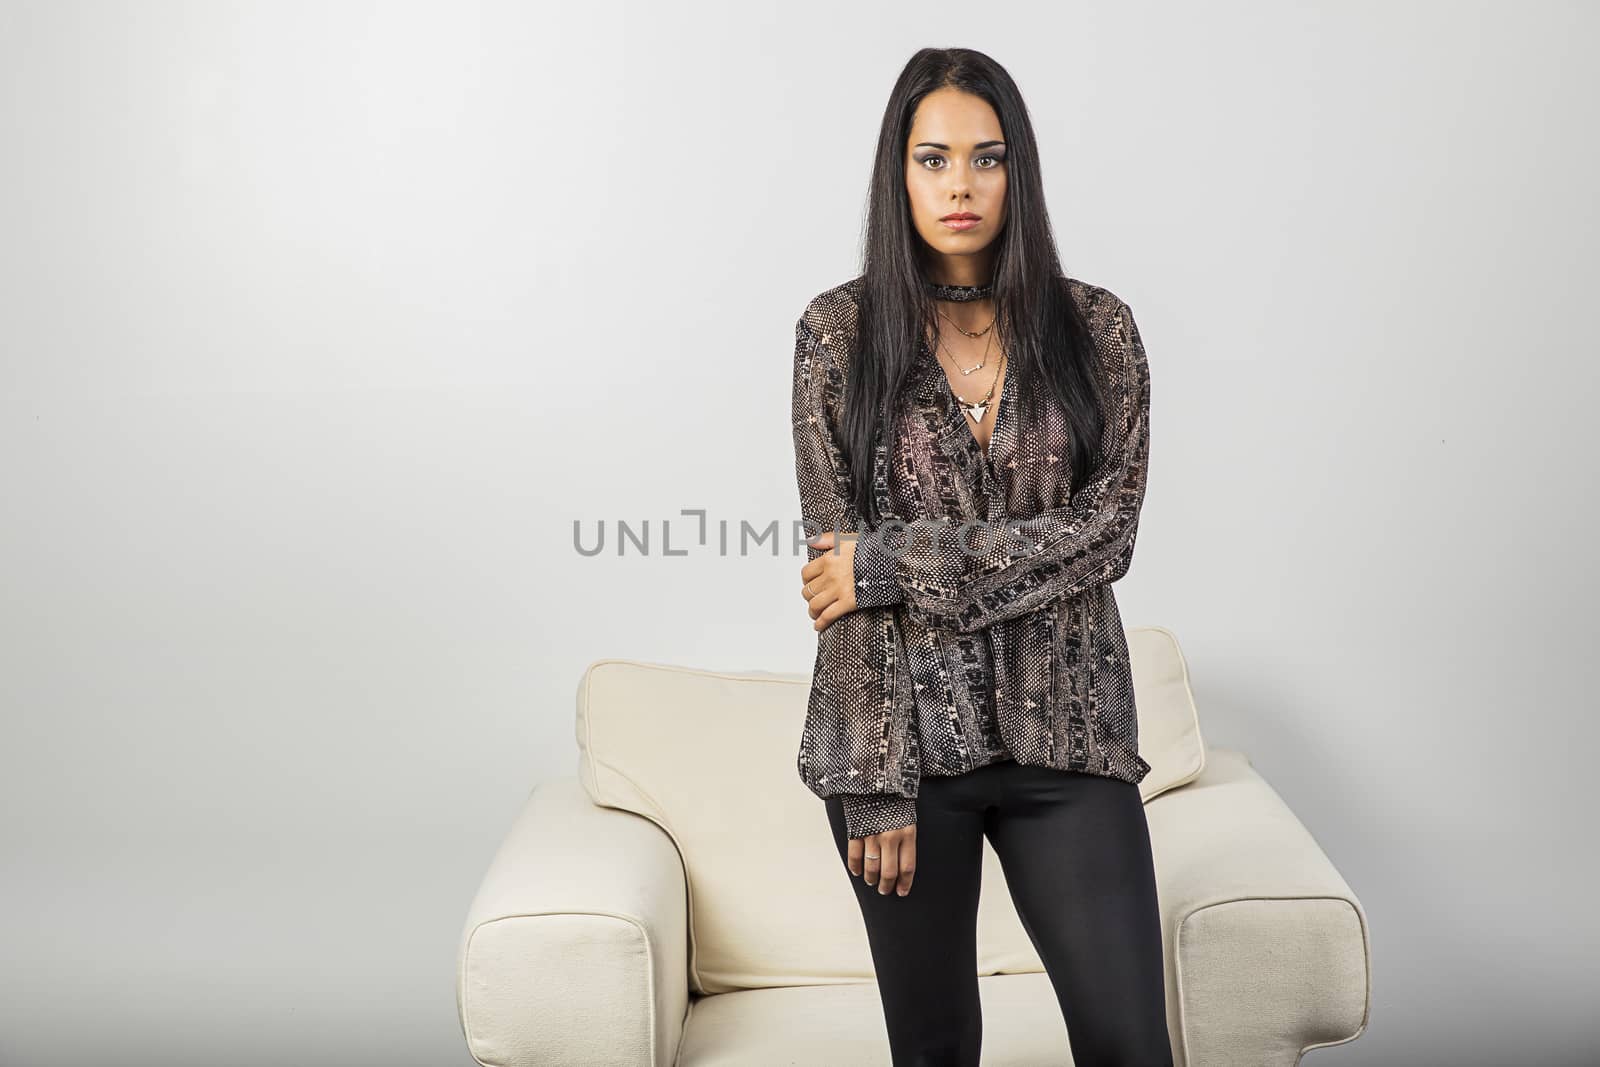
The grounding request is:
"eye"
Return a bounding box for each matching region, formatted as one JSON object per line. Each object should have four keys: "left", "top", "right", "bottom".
{"left": 917, "top": 154, "right": 1004, "bottom": 171}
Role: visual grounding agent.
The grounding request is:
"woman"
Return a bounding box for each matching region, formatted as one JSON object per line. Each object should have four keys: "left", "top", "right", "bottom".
{"left": 792, "top": 48, "right": 1172, "bottom": 1067}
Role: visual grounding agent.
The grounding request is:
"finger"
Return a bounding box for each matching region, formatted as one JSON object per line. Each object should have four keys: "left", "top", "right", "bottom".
{"left": 818, "top": 589, "right": 860, "bottom": 625}
{"left": 801, "top": 556, "right": 823, "bottom": 583}
{"left": 876, "top": 833, "right": 900, "bottom": 896}
{"left": 847, "top": 835, "right": 863, "bottom": 877}
{"left": 896, "top": 831, "right": 916, "bottom": 896}
{"left": 808, "top": 587, "right": 839, "bottom": 622}
{"left": 861, "top": 834, "right": 882, "bottom": 887}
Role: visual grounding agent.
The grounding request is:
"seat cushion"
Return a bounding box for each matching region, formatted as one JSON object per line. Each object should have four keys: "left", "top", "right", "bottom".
{"left": 575, "top": 625, "right": 1206, "bottom": 994}
{"left": 675, "top": 972, "right": 1076, "bottom": 1065}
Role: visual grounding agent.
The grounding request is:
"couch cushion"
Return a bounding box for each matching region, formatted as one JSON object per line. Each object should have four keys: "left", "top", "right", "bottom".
{"left": 575, "top": 625, "right": 1206, "bottom": 994}
{"left": 675, "top": 972, "right": 1072, "bottom": 1065}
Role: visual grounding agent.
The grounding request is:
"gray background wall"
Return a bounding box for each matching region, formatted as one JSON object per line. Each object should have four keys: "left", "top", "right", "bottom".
{"left": 2, "top": 2, "right": 1594, "bottom": 1065}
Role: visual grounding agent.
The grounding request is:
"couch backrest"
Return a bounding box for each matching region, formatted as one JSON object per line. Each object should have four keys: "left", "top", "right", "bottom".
{"left": 574, "top": 624, "right": 1206, "bottom": 994}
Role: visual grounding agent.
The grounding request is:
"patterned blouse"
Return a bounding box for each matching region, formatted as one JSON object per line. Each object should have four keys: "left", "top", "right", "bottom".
{"left": 791, "top": 274, "right": 1153, "bottom": 838}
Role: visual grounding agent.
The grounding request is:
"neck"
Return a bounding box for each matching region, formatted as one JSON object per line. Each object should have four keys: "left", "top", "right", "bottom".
{"left": 924, "top": 248, "right": 995, "bottom": 289}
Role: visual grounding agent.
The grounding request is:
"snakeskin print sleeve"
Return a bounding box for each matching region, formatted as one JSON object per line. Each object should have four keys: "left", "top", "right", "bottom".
{"left": 852, "top": 298, "right": 1150, "bottom": 635}
{"left": 791, "top": 309, "right": 921, "bottom": 838}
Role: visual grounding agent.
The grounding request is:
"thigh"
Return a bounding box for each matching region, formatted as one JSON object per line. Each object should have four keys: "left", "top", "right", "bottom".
{"left": 826, "top": 783, "right": 987, "bottom": 1066}
{"left": 983, "top": 767, "right": 1172, "bottom": 1067}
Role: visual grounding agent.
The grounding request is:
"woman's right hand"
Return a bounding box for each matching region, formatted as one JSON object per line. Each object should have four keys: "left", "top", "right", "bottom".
{"left": 849, "top": 824, "right": 917, "bottom": 896}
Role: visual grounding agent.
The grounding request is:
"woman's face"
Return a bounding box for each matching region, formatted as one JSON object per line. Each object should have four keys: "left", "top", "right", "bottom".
{"left": 904, "top": 87, "right": 1008, "bottom": 266}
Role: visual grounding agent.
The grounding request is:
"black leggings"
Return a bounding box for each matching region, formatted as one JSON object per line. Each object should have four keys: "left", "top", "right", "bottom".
{"left": 825, "top": 757, "right": 1173, "bottom": 1067}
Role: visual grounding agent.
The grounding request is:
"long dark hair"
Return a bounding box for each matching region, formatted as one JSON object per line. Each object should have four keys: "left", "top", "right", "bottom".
{"left": 842, "top": 47, "right": 1107, "bottom": 526}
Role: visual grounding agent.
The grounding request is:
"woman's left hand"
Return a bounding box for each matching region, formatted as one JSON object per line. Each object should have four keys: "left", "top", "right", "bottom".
{"left": 801, "top": 531, "right": 859, "bottom": 633}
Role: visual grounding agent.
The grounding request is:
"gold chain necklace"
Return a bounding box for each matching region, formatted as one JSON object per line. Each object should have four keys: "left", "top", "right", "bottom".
{"left": 937, "top": 304, "right": 996, "bottom": 340}
{"left": 933, "top": 319, "right": 992, "bottom": 377}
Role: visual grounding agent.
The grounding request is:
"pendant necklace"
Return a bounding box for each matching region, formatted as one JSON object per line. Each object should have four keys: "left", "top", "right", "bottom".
{"left": 937, "top": 338, "right": 1006, "bottom": 426}
{"left": 933, "top": 324, "right": 991, "bottom": 377}
{"left": 925, "top": 275, "right": 1004, "bottom": 421}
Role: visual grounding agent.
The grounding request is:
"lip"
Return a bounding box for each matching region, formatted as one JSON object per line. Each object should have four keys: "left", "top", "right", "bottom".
{"left": 940, "top": 214, "right": 981, "bottom": 231}
{"left": 940, "top": 212, "right": 981, "bottom": 221}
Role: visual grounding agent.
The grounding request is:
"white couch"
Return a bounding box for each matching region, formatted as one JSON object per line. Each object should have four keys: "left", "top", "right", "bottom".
{"left": 455, "top": 625, "right": 1371, "bottom": 1065}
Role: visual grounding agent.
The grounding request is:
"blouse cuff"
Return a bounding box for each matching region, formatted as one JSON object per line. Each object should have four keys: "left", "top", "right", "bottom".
{"left": 841, "top": 793, "right": 918, "bottom": 838}
{"left": 851, "top": 530, "right": 905, "bottom": 609}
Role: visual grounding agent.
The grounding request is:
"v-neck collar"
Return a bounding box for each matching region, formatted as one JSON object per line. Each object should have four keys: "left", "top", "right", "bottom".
{"left": 913, "top": 335, "right": 1016, "bottom": 465}
{"left": 908, "top": 336, "right": 1017, "bottom": 522}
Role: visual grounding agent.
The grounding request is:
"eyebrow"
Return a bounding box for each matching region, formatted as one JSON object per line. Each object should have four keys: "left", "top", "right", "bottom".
{"left": 914, "top": 140, "right": 1006, "bottom": 150}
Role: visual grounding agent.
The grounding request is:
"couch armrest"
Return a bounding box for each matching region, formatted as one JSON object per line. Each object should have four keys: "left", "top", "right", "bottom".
{"left": 1145, "top": 747, "right": 1372, "bottom": 1067}
{"left": 456, "top": 775, "right": 689, "bottom": 1067}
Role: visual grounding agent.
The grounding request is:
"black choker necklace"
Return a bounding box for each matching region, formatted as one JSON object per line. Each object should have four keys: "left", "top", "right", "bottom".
{"left": 926, "top": 280, "right": 994, "bottom": 302}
